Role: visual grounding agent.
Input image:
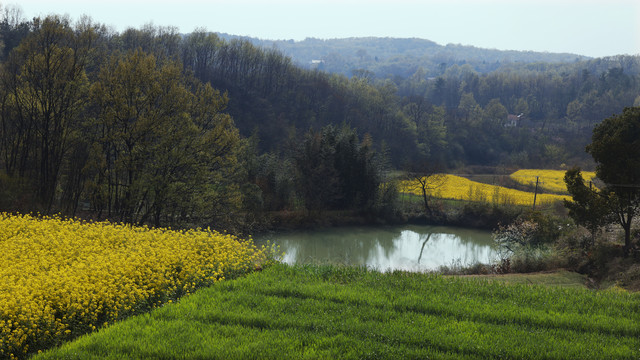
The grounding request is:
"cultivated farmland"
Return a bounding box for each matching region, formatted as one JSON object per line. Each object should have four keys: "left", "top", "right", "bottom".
{"left": 0, "top": 213, "right": 267, "bottom": 359}
{"left": 510, "top": 169, "right": 597, "bottom": 194}
{"left": 34, "top": 264, "right": 640, "bottom": 359}
{"left": 400, "top": 173, "right": 570, "bottom": 207}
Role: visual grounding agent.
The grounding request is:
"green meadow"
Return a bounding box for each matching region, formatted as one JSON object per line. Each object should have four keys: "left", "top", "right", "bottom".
{"left": 34, "top": 264, "right": 640, "bottom": 360}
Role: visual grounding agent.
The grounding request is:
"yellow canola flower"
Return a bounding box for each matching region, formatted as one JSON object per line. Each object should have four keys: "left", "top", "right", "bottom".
{"left": 0, "top": 213, "right": 267, "bottom": 359}
{"left": 400, "top": 174, "right": 570, "bottom": 206}
{"left": 510, "top": 169, "right": 596, "bottom": 194}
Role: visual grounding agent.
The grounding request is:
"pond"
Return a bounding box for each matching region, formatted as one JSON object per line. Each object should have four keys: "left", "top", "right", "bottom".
{"left": 256, "top": 225, "right": 497, "bottom": 272}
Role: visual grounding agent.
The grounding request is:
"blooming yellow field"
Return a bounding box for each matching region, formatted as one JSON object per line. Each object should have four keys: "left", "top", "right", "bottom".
{"left": 400, "top": 174, "right": 570, "bottom": 206}
{"left": 510, "top": 169, "right": 597, "bottom": 194}
{"left": 0, "top": 213, "right": 267, "bottom": 359}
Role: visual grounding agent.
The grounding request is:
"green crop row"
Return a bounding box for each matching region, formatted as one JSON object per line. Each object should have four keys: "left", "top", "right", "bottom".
{"left": 35, "top": 264, "right": 640, "bottom": 359}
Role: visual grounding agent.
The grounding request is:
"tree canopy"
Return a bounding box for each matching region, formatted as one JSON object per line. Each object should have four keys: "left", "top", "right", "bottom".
{"left": 585, "top": 107, "right": 640, "bottom": 251}
{"left": 1, "top": 13, "right": 640, "bottom": 230}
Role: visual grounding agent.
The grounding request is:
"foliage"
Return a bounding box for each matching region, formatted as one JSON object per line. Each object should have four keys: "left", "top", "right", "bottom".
{"left": 180, "top": 31, "right": 419, "bottom": 165}
{"left": 1, "top": 15, "right": 640, "bottom": 227}
{"left": 508, "top": 246, "right": 557, "bottom": 273}
{"left": 586, "top": 107, "right": 640, "bottom": 251}
{"left": 196, "top": 34, "right": 640, "bottom": 169}
{"left": 87, "top": 49, "right": 243, "bottom": 228}
{"left": 0, "top": 173, "right": 33, "bottom": 212}
{"left": 493, "top": 218, "right": 559, "bottom": 273}
{"left": 0, "top": 212, "right": 267, "bottom": 359}
{"left": 294, "top": 125, "right": 383, "bottom": 212}
{"left": 563, "top": 167, "right": 611, "bottom": 246}
{"left": 35, "top": 264, "right": 640, "bottom": 359}
{"left": 0, "top": 4, "right": 31, "bottom": 61}
{"left": 237, "top": 36, "right": 590, "bottom": 78}
{"left": 402, "top": 97, "right": 448, "bottom": 163}
{"left": 373, "top": 180, "right": 404, "bottom": 221}
{"left": 452, "top": 202, "right": 522, "bottom": 230}
{"left": 493, "top": 210, "right": 566, "bottom": 273}
{"left": 0, "top": 18, "right": 245, "bottom": 230}
{"left": 0, "top": 15, "right": 96, "bottom": 210}
{"left": 494, "top": 219, "right": 541, "bottom": 254}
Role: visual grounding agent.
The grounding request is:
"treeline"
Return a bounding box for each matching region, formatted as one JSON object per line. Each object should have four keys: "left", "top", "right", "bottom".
{"left": 182, "top": 31, "right": 640, "bottom": 168}
{"left": 223, "top": 35, "right": 589, "bottom": 77}
{"left": 1, "top": 9, "right": 639, "bottom": 230}
{"left": 0, "top": 14, "right": 393, "bottom": 230}
{"left": 180, "top": 31, "right": 417, "bottom": 165}
{"left": 396, "top": 57, "right": 640, "bottom": 165}
{"left": 223, "top": 33, "right": 640, "bottom": 167}
{"left": 0, "top": 17, "right": 245, "bottom": 228}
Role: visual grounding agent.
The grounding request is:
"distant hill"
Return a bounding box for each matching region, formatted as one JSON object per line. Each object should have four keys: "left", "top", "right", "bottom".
{"left": 216, "top": 34, "right": 590, "bottom": 78}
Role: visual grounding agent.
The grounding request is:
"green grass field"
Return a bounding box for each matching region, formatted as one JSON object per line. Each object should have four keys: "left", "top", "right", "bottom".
{"left": 34, "top": 264, "right": 640, "bottom": 360}
{"left": 459, "top": 270, "right": 590, "bottom": 289}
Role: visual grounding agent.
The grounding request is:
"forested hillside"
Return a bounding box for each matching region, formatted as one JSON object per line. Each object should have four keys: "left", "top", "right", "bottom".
{"left": 190, "top": 32, "right": 640, "bottom": 168}
{"left": 1, "top": 10, "right": 639, "bottom": 229}
{"left": 216, "top": 34, "right": 591, "bottom": 77}
{"left": 212, "top": 34, "right": 640, "bottom": 167}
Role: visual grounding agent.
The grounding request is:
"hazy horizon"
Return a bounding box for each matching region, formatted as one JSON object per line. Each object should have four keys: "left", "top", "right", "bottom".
{"left": 10, "top": 0, "right": 640, "bottom": 58}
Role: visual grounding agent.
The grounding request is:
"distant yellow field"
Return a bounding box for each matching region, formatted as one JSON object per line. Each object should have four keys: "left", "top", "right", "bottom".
{"left": 510, "top": 169, "right": 596, "bottom": 194}
{"left": 400, "top": 174, "right": 570, "bottom": 206}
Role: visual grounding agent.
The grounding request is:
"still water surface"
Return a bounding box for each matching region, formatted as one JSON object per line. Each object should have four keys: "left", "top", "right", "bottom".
{"left": 258, "top": 225, "right": 497, "bottom": 272}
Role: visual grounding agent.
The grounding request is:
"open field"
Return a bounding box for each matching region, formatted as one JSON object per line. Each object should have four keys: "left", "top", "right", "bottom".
{"left": 400, "top": 174, "right": 570, "bottom": 207}
{"left": 510, "top": 169, "right": 597, "bottom": 194}
{"left": 458, "top": 270, "right": 591, "bottom": 289}
{"left": 0, "top": 213, "right": 267, "bottom": 360}
{"left": 35, "top": 264, "right": 640, "bottom": 360}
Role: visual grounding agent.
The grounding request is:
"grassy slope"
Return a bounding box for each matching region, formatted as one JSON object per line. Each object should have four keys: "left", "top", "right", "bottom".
{"left": 35, "top": 265, "right": 640, "bottom": 360}
{"left": 461, "top": 270, "right": 590, "bottom": 289}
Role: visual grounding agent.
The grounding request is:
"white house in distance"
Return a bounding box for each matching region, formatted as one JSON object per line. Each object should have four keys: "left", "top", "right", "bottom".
{"left": 505, "top": 113, "right": 524, "bottom": 127}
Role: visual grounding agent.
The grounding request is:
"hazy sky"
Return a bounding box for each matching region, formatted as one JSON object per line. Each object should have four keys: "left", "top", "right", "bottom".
{"left": 10, "top": 0, "right": 640, "bottom": 58}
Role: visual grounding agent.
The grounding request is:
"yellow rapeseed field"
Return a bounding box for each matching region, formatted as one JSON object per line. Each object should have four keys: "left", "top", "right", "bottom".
{"left": 510, "top": 169, "right": 597, "bottom": 194}
{"left": 0, "top": 213, "right": 267, "bottom": 359}
{"left": 400, "top": 174, "right": 570, "bottom": 206}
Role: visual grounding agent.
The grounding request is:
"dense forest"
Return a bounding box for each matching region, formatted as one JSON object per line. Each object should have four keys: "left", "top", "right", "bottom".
{"left": 0, "top": 7, "right": 639, "bottom": 230}
{"left": 216, "top": 33, "right": 640, "bottom": 167}
{"left": 217, "top": 34, "right": 591, "bottom": 76}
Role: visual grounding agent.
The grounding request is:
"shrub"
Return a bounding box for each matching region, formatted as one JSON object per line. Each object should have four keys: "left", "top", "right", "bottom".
{"left": 509, "top": 246, "right": 555, "bottom": 273}
{"left": 493, "top": 214, "right": 565, "bottom": 273}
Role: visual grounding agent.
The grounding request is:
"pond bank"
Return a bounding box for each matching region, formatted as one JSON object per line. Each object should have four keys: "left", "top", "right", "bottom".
{"left": 253, "top": 201, "right": 524, "bottom": 235}
{"left": 255, "top": 224, "right": 496, "bottom": 272}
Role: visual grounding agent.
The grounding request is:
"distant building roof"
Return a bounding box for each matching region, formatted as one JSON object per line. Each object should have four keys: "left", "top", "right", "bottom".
{"left": 505, "top": 113, "right": 523, "bottom": 127}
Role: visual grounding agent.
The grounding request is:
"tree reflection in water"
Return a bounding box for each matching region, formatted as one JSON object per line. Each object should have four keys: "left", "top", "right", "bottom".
{"left": 257, "top": 225, "right": 496, "bottom": 272}
{"left": 417, "top": 232, "right": 432, "bottom": 265}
